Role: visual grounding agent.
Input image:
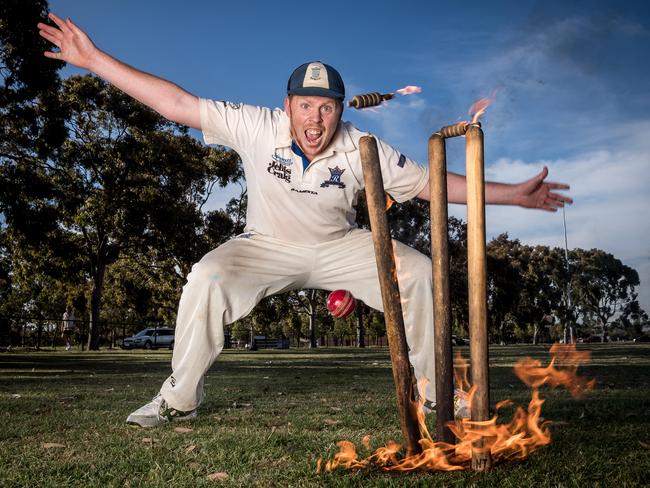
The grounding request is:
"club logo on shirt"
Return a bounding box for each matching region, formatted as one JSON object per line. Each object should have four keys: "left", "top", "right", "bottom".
{"left": 267, "top": 160, "right": 292, "bottom": 183}
{"left": 397, "top": 154, "right": 406, "bottom": 168}
{"left": 272, "top": 153, "right": 293, "bottom": 166}
{"left": 320, "top": 166, "right": 346, "bottom": 189}
{"left": 221, "top": 101, "right": 242, "bottom": 110}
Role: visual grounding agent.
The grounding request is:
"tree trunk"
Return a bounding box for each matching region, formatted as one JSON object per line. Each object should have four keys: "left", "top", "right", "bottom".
{"left": 497, "top": 312, "right": 505, "bottom": 345}
{"left": 356, "top": 303, "right": 365, "bottom": 348}
{"left": 533, "top": 323, "right": 539, "bottom": 345}
{"left": 36, "top": 319, "right": 43, "bottom": 351}
{"left": 87, "top": 261, "right": 106, "bottom": 350}
{"left": 309, "top": 289, "right": 317, "bottom": 348}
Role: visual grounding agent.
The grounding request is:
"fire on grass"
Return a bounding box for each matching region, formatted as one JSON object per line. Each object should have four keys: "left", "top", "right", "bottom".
{"left": 317, "top": 343, "right": 595, "bottom": 473}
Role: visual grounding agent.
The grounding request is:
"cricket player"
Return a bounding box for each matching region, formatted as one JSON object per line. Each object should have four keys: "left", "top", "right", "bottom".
{"left": 38, "top": 13, "right": 572, "bottom": 427}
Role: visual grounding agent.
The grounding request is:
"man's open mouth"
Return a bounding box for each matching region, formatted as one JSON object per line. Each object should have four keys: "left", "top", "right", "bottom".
{"left": 305, "top": 128, "right": 323, "bottom": 146}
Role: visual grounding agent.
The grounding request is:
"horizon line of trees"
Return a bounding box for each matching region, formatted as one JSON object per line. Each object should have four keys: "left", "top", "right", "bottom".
{"left": 1, "top": 1, "right": 647, "bottom": 350}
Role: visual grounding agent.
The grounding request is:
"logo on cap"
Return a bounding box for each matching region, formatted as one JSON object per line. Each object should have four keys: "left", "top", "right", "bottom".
{"left": 310, "top": 65, "right": 322, "bottom": 80}
{"left": 303, "top": 62, "right": 330, "bottom": 90}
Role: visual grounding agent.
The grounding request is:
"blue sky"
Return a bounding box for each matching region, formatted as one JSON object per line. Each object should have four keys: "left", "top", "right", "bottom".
{"left": 50, "top": 0, "right": 650, "bottom": 313}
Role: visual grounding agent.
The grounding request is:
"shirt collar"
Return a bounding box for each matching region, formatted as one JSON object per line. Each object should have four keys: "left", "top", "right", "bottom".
{"left": 275, "top": 111, "right": 356, "bottom": 159}
{"left": 275, "top": 111, "right": 293, "bottom": 148}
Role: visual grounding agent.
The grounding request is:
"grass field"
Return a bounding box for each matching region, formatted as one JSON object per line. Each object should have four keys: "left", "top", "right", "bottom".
{"left": 0, "top": 344, "right": 648, "bottom": 487}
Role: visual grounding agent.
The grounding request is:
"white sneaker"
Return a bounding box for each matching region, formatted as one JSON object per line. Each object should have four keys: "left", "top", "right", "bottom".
{"left": 422, "top": 399, "right": 435, "bottom": 415}
{"left": 453, "top": 389, "right": 471, "bottom": 419}
{"left": 421, "top": 389, "right": 471, "bottom": 419}
{"left": 126, "top": 394, "right": 197, "bottom": 427}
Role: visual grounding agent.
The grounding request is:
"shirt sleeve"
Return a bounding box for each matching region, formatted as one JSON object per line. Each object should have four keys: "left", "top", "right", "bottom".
{"left": 375, "top": 138, "right": 428, "bottom": 203}
{"left": 199, "top": 98, "right": 274, "bottom": 153}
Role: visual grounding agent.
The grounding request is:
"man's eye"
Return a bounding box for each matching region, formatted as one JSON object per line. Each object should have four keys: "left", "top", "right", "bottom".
{"left": 300, "top": 103, "right": 310, "bottom": 110}
{"left": 321, "top": 106, "right": 333, "bottom": 113}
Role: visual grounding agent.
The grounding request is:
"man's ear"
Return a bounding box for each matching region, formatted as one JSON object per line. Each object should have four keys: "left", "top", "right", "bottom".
{"left": 283, "top": 96, "right": 291, "bottom": 114}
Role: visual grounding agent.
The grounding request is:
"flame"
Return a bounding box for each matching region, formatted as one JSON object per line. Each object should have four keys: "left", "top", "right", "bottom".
{"left": 468, "top": 90, "right": 497, "bottom": 124}
{"left": 385, "top": 193, "right": 395, "bottom": 210}
{"left": 454, "top": 351, "right": 471, "bottom": 392}
{"left": 514, "top": 343, "right": 596, "bottom": 399}
{"left": 320, "top": 343, "right": 594, "bottom": 473}
{"left": 396, "top": 85, "right": 423, "bottom": 96}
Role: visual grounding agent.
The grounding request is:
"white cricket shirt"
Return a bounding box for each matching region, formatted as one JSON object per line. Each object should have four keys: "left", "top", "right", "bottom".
{"left": 200, "top": 99, "right": 428, "bottom": 244}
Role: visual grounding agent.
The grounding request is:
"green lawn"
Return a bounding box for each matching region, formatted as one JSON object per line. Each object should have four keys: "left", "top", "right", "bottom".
{"left": 0, "top": 344, "right": 648, "bottom": 487}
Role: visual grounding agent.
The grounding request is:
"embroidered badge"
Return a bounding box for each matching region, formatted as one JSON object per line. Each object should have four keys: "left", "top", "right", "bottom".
{"left": 397, "top": 154, "right": 406, "bottom": 168}
{"left": 310, "top": 65, "right": 322, "bottom": 80}
{"left": 320, "top": 166, "right": 346, "bottom": 189}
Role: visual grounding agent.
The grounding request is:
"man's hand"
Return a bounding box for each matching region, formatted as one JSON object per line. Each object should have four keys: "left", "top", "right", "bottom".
{"left": 38, "top": 13, "right": 96, "bottom": 70}
{"left": 514, "top": 166, "right": 572, "bottom": 212}
{"left": 37, "top": 12, "right": 201, "bottom": 129}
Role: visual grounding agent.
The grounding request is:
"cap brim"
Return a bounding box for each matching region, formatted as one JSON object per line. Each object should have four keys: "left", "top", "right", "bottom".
{"left": 287, "top": 87, "right": 345, "bottom": 100}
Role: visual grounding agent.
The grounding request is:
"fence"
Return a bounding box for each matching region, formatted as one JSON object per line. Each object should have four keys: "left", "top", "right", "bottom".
{"left": 0, "top": 316, "right": 390, "bottom": 351}
{"left": 0, "top": 316, "right": 175, "bottom": 351}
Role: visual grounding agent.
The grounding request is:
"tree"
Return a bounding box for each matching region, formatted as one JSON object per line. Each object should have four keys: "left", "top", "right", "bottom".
{"left": 2, "top": 72, "right": 242, "bottom": 349}
{"left": 447, "top": 217, "right": 469, "bottom": 337}
{"left": 59, "top": 75, "right": 242, "bottom": 349}
{"left": 282, "top": 312, "right": 305, "bottom": 347}
{"left": 1, "top": 0, "right": 65, "bottom": 169}
{"left": 0, "top": 0, "right": 70, "bottom": 345}
{"left": 570, "top": 249, "right": 641, "bottom": 341}
{"left": 486, "top": 234, "right": 525, "bottom": 344}
{"left": 387, "top": 197, "right": 431, "bottom": 255}
{"left": 287, "top": 289, "right": 329, "bottom": 348}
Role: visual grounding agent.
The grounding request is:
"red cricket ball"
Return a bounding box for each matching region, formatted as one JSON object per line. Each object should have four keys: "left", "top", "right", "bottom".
{"left": 326, "top": 290, "right": 356, "bottom": 318}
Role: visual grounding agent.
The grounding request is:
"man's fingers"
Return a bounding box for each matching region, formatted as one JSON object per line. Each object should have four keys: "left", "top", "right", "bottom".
{"left": 66, "top": 18, "right": 83, "bottom": 36}
{"left": 39, "top": 30, "right": 62, "bottom": 48}
{"left": 548, "top": 191, "right": 573, "bottom": 204}
{"left": 37, "top": 22, "right": 55, "bottom": 33}
{"left": 43, "top": 51, "right": 61, "bottom": 60}
{"left": 48, "top": 12, "right": 69, "bottom": 32}
{"left": 542, "top": 199, "right": 560, "bottom": 211}
{"left": 546, "top": 182, "right": 570, "bottom": 190}
{"left": 538, "top": 202, "right": 558, "bottom": 212}
{"left": 37, "top": 22, "right": 62, "bottom": 40}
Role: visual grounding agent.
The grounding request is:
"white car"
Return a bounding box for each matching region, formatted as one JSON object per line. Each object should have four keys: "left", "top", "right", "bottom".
{"left": 121, "top": 327, "right": 175, "bottom": 350}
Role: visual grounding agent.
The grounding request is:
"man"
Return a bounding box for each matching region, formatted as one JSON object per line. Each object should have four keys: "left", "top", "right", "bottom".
{"left": 61, "top": 306, "right": 76, "bottom": 351}
{"left": 38, "top": 13, "right": 572, "bottom": 427}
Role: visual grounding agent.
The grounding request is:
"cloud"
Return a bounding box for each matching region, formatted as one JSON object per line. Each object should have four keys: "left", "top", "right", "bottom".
{"left": 445, "top": 125, "right": 650, "bottom": 313}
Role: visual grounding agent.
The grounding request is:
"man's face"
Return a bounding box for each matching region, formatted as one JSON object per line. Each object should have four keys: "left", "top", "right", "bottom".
{"left": 284, "top": 95, "right": 342, "bottom": 161}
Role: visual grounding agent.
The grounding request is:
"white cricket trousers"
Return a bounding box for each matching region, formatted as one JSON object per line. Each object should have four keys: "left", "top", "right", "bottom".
{"left": 160, "top": 229, "right": 435, "bottom": 411}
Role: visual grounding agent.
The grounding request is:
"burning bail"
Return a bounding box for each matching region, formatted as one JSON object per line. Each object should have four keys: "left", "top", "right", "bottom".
{"left": 347, "top": 92, "right": 394, "bottom": 109}
{"left": 348, "top": 85, "right": 422, "bottom": 110}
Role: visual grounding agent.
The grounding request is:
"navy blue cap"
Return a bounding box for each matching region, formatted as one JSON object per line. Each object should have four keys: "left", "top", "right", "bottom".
{"left": 287, "top": 61, "right": 345, "bottom": 100}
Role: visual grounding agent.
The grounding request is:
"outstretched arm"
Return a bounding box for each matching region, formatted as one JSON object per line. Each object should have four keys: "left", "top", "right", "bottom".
{"left": 38, "top": 13, "right": 200, "bottom": 129}
{"left": 417, "top": 166, "right": 572, "bottom": 212}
